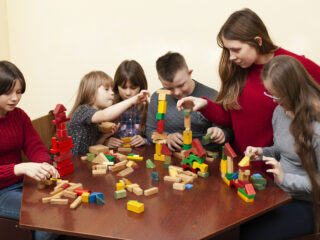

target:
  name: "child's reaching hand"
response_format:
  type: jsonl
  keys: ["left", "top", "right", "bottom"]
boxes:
{"left": 134, "top": 90, "right": 150, "bottom": 105}
{"left": 177, "top": 96, "right": 208, "bottom": 112}
{"left": 130, "top": 135, "right": 146, "bottom": 147}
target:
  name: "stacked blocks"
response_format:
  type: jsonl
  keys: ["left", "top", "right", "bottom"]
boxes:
{"left": 50, "top": 104, "right": 74, "bottom": 177}
{"left": 152, "top": 90, "right": 173, "bottom": 161}
{"left": 221, "top": 143, "right": 256, "bottom": 202}
{"left": 250, "top": 173, "right": 267, "bottom": 190}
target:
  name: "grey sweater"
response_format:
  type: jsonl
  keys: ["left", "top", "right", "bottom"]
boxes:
{"left": 263, "top": 106, "right": 320, "bottom": 202}
{"left": 146, "top": 80, "right": 232, "bottom": 151}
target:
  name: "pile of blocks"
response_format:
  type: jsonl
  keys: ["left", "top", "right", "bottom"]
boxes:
{"left": 163, "top": 165, "right": 197, "bottom": 191}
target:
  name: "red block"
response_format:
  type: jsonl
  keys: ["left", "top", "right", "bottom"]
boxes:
{"left": 56, "top": 159, "right": 72, "bottom": 168}
{"left": 191, "top": 139, "right": 206, "bottom": 158}
{"left": 156, "top": 120, "right": 164, "bottom": 133}
{"left": 57, "top": 137, "right": 73, "bottom": 149}
{"left": 56, "top": 129, "right": 68, "bottom": 138}
{"left": 245, "top": 183, "right": 256, "bottom": 196}
{"left": 54, "top": 151, "right": 72, "bottom": 162}
{"left": 161, "top": 144, "right": 172, "bottom": 156}
{"left": 56, "top": 122, "right": 66, "bottom": 130}
{"left": 182, "top": 164, "right": 197, "bottom": 173}
{"left": 184, "top": 147, "right": 198, "bottom": 159}
{"left": 60, "top": 183, "right": 70, "bottom": 189}
{"left": 74, "top": 189, "right": 91, "bottom": 196}
{"left": 225, "top": 143, "right": 237, "bottom": 158}
{"left": 56, "top": 163, "right": 74, "bottom": 177}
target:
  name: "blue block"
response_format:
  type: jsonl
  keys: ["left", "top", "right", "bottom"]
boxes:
{"left": 185, "top": 184, "right": 193, "bottom": 189}
{"left": 252, "top": 173, "right": 262, "bottom": 178}
{"left": 151, "top": 171, "right": 159, "bottom": 181}
{"left": 231, "top": 171, "right": 239, "bottom": 179}
{"left": 89, "top": 192, "right": 104, "bottom": 203}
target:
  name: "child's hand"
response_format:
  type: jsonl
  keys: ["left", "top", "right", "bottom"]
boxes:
{"left": 263, "top": 156, "right": 284, "bottom": 184}
{"left": 102, "top": 123, "right": 120, "bottom": 139}
{"left": 130, "top": 135, "right": 146, "bottom": 147}
{"left": 167, "top": 132, "right": 183, "bottom": 151}
{"left": 207, "top": 127, "right": 225, "bottom": 144}
{"left": 177, "top": 96, "right": 208, "bottom": 112}
{"left": 245, "top": 146, "right": 263, "bottom": 161}
{"left": 135, "top": 90, "right": 150, "bottom": 105}
{"left": 14, "top": 162, "right": 60, "bottom": 181}
{"left": 106, "top": 137, "right": 123, "bottom": 148}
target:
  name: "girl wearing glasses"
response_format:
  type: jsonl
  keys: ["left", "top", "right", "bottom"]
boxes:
{"left": 242, "top": 55, "right": 320, "bottom": 239}
{"left": 177, "top": 8, "right": 320, "bottom": 174}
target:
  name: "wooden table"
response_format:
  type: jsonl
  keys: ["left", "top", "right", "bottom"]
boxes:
{"left": 20, "top": 145, "right": 291, "bottom": 240}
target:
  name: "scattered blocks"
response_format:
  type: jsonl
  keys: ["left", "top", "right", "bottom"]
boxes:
{"left": 89, "top": 144, "right": 109, "bottom": 155}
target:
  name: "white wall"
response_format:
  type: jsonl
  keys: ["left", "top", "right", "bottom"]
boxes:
{"left": 5, "top": 0, "right": 320, "bottom": 119}
{"left": 0, "top": 0, "right": 9, "bottom": 60}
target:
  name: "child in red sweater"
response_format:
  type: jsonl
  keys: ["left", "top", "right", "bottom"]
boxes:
{"left": 177, "top": 8, "right": 320, "bottom": 173}
{"left": 0, "top": 61, "right": 59, "bottom": 240}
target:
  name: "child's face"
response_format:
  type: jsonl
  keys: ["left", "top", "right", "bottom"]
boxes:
{"left": 222, "top": 37, "right": 260, "bottom": 68}
{"left": 0, "top": 80, "right": 22, "bottom": 117}
{"left": 118, "top": 81, "right": 141, "bottom": 100}
{"left": 93, "top": 85, "right": 114, "bottom": 110}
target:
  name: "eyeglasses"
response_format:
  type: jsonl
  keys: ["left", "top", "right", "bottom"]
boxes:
{"left": 264, "top": 90, "right": 280, "bottom": 101}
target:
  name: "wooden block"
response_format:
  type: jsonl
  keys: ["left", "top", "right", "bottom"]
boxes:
{"left": 98, "top": 122, "right": 115, "bottom": 133}
{"left": 156, "top": 89, "right": 171, "bottom": 95}
{"left": 92, "top": 152, "right": 108, "bottom": 164}
{"left": 50, "top": 188, "right": 63, "bottom": 196}
{"left": 50, "top": 198, "right": 69, "bottom": 205}
{"left": 63, "top": 190, "right": 77, "bottom": 198}
{"left": 114, "top": 152, "right": 127, "bottom": 161}
{"left": 70, "top": 196, "right": 82, "bottom": 209}
{"left": 117, "top": 167, "right": 134, "bottom": 177}
{"left": 114, "top": 189, "right": 127, "bottom": 199}
{"left": 127, "top": 200, "right": 144, "bottom": 213}
{"left": 89, "top": 144, "right": 109, "bottom": 155}
{"left": 66, "top": 183, "right": 83, "bottom": 192}
{"left": 152, "top": 132, "right": 167, "bottom": 142}
{"left": 158, "top": 100, "right": 167, "bottom": 114}
{"left": 164, "top": 176, "right": 181, "bottom": 183}
{"left": 169, "top": 165, "right": 183, "bottom": 172}
{"left": 183, "top": 130, "right": 192, "bottom": 145}
{"left": 158, "top": 93, "right": 167, "bottom": 101}
{"left": 205, "top": 157, "right": 215, "bottom": 162}
{"left": 144, "top": 187, "right": 159, "bottom": 196}
{"left": 182, "top": 170, "right": 198, "bottom": 179}
{"left": 54, "top": 180, "right": 69, "bottom": 190}
{"left": 176, "top": 173, "right": 193, "bottom": 183}
{"left": 126, "top": 160, "right": 136, "bottom": 168}
{"left": 127, "top": 155, "right": 143, "bottom": 161}
{"left": 155, "top": 143, "right": 162, "bottom": 155}
{"left": 92, "top": 169, "right": 107, "bottom": 175}
{"left": 118, "top": 147, "right": 132, "bottom": 153}
{"left": 116, "top": 182, "right": 125, "bottom": 191}
{"left": 184, "top": 115, "right": 191, "bottom": 129}
{"left": 173, "top": 182, "right": 185, "bottom": 191}
{"left": 80, "top": 156, "right": 88, "bottom": 161}
{"left": 112, "top": 160, "right": 128, "bottom": 172}
{"left": 92, "top": 164, "right": 109, "bottom": 170}
{"left": 81, "top": 192, "right": 90, "bottom": 202}
{"left": 126, "top": 183, "right": 139, "bottom": 192}
{"left": 133, "top": 186, "right": 143, "bottom": 196}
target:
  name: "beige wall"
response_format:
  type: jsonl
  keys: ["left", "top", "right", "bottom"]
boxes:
{"left": 0, "top": 0, "right": 9, "bottom": 60}
{"left": 4, "top": 0, "right": 320, "bottom": 119}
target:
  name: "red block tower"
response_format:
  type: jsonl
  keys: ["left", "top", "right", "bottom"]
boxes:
{"left": 50, "top": 104, "right": 74, "bottom": 177}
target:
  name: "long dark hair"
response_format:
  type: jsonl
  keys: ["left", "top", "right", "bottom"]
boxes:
{"left": 113, "top": 60, "right": 148, "bottom": 136}
{"left": 216, "top": 8, "right": 278, "bottom": 110}
{"left": 262, "top": 55, "right": 320, "bottom": 233}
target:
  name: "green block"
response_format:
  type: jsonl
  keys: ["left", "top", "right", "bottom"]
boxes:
{"left": 87, "top": 153, "right": 95, "bottom": 162}
{"left": 146, "top": 159, "right": 155, "bottom": 168}
{"left": 114, "top": 190, "right": 127, "bottom": 199}
{"left": 238, "top": 188, "right": 255, "bottom": 199}
{"left": 197, "top": 171, "right": 209, "bottom": 178}
{"left": 253, "top": 183, "right": 266, "bottom": 191}
{"left": 221, "top": 146, "right": 227, "bottom": 160}
{"left": 105, "top": 154, "right": 115, "bottom": 162}
{"left": 206, "top": 150, "right": 219, "bottom": 159}
{"left": 183, "top": 109, "right": 191, "bottom": 116}
{"left": 156, "top": 113, "right": 165, "bottom": 120}
{"left": 250, "top": 176, "right": 267, "bottom": 185}
{"left": 183, "top": 144, "right": 192, "bottom": 150}
{"left": 189, "top": 154, "right": 204, "bottom": 164}
{"left": 201, "top": 133, "right": 212, "bottom": 145}
{"left": 163, "top": 163, "right": 170, "bottom": 168}
{"left": 96, "top": 195, "right": 106, "bottom": 205}
{"left": 128, "top": 153, "right": 135, "bottom": 156}
{"left": 226, "top": 172, "right": 235, "bottom": 180}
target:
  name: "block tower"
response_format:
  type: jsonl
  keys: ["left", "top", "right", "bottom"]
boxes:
{"left": 181, "top": 109, "right": 208, "bottom": 175}
{"left": 50, "top": 104, "right": 74, "bottom": 177}
{"left": 152, "top": 89, "right": 172, "bottom": 161}
{"left": 221, "top": 143, "right": 256, "bottom": 202}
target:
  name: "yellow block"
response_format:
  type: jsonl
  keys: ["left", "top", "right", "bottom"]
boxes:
{"left": 192, "top": 161, "right": 208, "bottom": 173}
{"left": 121, "top": 137, "right": 131, "bottom": 143}
{"left": 155, "top": 143, "right": 162, "bottom": 155}
{"left": 154, "top": 154, "right": 165, "bottom": 161}
{"left": 237, "top": 191, "right": 254, "bottom": 203}
{"left": 220, "top": 159, "right": 227, "bottom": 175}
{"left": 122, "top": 144, "right": 131, "bottom": 148}
{"left": 239, "top": 156, "right": 250, "bottom": 167}
{"left": 127, "top": 155, "right": 143, "bottom": 161}
{"left": 81, "top": 192, "right": 90, "bottom": 203}
{"left": 183, "top": 130, "right": 192, "bottom": 145}
{"left": 223, "top": 177, "right": 230, "bottom": 186}
{"left": 169, "top": 168, "right": 178, "bottom": 177}
{"left": 116, "top": 182, "right": 125, "bottom": 191}
{"left": 127, "top": 200, "right": 144, "bottom": 213}
{"left": 158, "top": 100, "right": 167, "bottom": 114}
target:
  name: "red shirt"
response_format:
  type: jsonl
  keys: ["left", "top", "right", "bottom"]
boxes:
{"left": 0, "top": 108, "right": 52, "bottom": 189}
{"left": 200, "top": 48, "right": 320, "bottom": 156}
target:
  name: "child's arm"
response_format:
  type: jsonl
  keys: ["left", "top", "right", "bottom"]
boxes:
{"left": 91, "top": 90, "right": 150, "bottom": 123}
{"left": 96, "top": 123, "right": 120, "bottom": 145}
{"left": 14, "top": 162, "right": 60, "bottom": 181}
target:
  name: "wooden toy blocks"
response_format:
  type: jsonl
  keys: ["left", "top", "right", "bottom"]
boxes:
{"left": 127, "top": 200, "right": 144, "bottom": 213}
{"left": 144, "top": 187, "right": 158, "bottom": 196}
{"left": 89, "top": 144, "right": 109, "bottom": 155}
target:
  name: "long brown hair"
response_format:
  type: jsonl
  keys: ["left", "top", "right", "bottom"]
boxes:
{"left": 216, "top": 8, "right": 278, "bottom": 110}
{"left": 262, "top": 55, "right": 320, "bottom": 233}
{"left": 113, "top": 60, "right": 148, "bottom": 136}
{"left": 69, "top": 71, "right": 113, "bottom": 117}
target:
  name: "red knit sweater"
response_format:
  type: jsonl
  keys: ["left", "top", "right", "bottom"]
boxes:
{"left": 200, "top": 48, "right": 320, "bottom": 156}
{"left": 0, "top": 108, "right": 52, "bottom": 189}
